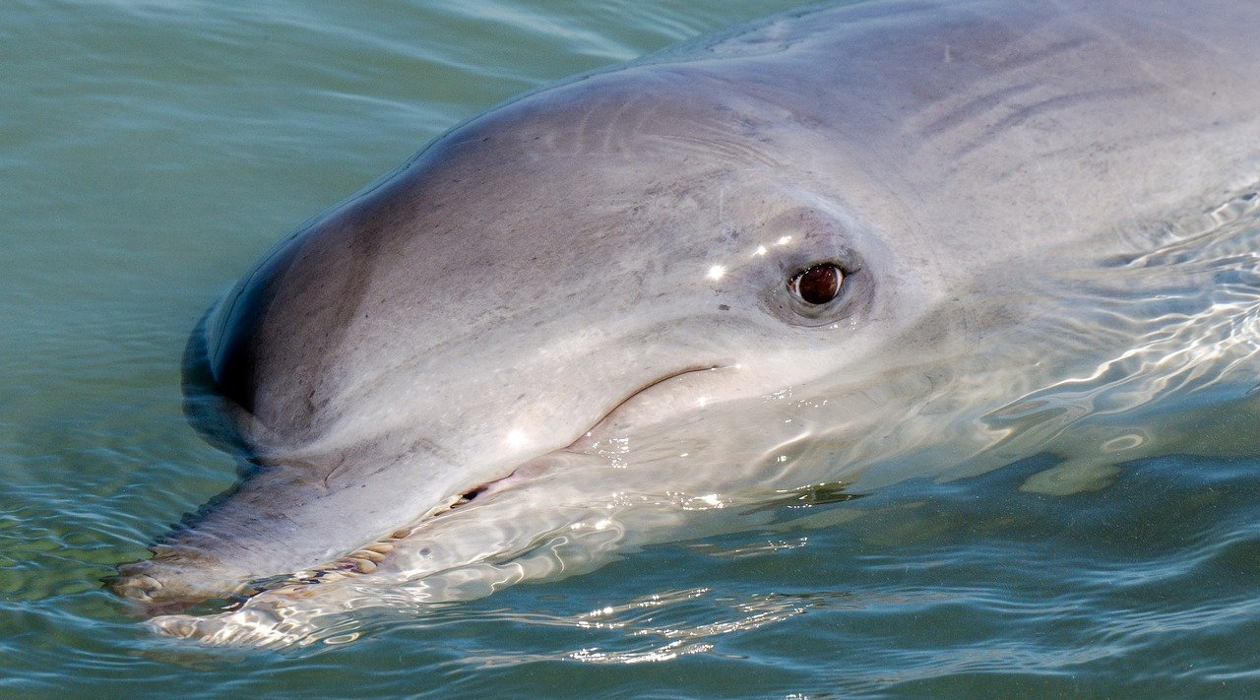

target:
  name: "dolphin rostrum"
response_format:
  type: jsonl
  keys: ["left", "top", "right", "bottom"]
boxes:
{"left": 110, "top": 0, "right": 1260, "bottom": 644}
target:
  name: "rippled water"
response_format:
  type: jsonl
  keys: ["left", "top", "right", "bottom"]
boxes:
{"left": 3, "top": 0, "right": 1260, "bottom": 697}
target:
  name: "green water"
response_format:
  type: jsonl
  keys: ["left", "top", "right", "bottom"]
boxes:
{"left": 3, "top": 0, "right": 1260, "bottom": 697}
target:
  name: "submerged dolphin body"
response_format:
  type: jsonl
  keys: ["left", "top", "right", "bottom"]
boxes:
{"left": 111, "top": 0, "right": 1260, "bottom": 643}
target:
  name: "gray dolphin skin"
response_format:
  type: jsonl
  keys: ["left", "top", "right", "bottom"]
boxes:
{"left": 111, "top": 0, "right": 1260, "bottom": 643}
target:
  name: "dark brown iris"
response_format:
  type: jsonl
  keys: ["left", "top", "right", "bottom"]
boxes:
{"left": 791, "top": 264, "right": 843, "bottom": 305}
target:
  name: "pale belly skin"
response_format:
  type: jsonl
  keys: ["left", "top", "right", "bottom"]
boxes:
{"left": 107, "top": 0, "right": 1260, "bottom": 645}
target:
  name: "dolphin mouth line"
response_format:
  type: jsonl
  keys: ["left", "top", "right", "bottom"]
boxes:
{"left": 193, "top": 364, "right": 733, "bottom": 611}
{"left": 561, "top": 363, "right": 727, "bottom": 451}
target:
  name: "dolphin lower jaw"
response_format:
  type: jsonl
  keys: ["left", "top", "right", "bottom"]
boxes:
{"left": 110, "top": 364, "right": 739, "bottom": 611}
{"left": 108, "top": 484, "right": 478, "bottom": 612}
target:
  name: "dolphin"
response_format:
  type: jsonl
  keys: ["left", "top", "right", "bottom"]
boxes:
{"left": 110, "top": 0, "right": 1260, "bottom": 643}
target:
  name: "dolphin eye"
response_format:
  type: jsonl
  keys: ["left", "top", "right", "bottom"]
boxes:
{"left": 789, "top": 264, "right": 843, "bottom": 305}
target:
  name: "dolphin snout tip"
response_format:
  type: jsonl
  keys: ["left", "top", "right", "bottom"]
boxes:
{"left": 104, "top": 561, "right": 165, "bottom": 601}
{"left": 105, "top": 557, "right": 219, "bottom": 615}
{"left": 103, "top": 568, "right": 178, "bottom": 620}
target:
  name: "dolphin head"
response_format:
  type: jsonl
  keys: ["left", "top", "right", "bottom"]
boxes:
{"left": 101, "top": 0, "right": 1260, "bottom": 647}
{"left": 110, "top": 63, "right": 948, "bottom": 609}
